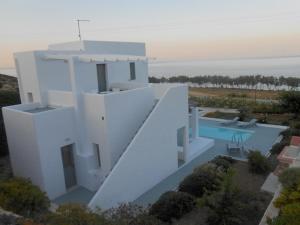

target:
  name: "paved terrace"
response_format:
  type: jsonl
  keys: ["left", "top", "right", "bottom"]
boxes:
{"left": 134, "top": 118, "right": 286, "bottom": 206}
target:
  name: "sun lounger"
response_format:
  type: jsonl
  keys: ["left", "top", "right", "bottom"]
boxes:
{"left": 227, "top": 143, "right": 241, "bottom": 154}
{"left": 221, "top": 117, "right": 239, "bottom": 126}
{"left": 238, "top": 119, "right": 257, "bottom": 128}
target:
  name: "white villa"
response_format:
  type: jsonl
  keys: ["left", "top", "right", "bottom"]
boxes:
{"left": 2, "top": 41, "right": 214, "bottom": 209}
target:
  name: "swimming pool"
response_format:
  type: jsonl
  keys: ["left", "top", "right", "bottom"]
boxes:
{"left": 198, "top": 125, "right": 253, "bottom": 141}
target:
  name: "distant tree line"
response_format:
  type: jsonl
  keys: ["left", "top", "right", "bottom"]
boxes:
{"left": 149, "top": 75, "right": 300, "bottom": 90}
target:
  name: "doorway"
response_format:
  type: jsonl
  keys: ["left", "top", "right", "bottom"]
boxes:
{"left": 96, "top": 64, "right": 107, "bottom": 92}
{"left": 61, "top": 144, "right": 77, "bottom": 189}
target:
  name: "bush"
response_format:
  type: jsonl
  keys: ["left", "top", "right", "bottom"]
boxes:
{"left": 279, "top": 91, "right": 300, "bottom": 118}
{"left": 247, "top": 151, "right": 270, "bottom": 174}
{"left": 270, "top": 141, "right": 288, "bottom": 155}
{"left": 271, "top": 183, "right": 300, "bottom": 225}
{"left": 294, "top": 122, "right": 300, "bottom": 129}
{"left": 268, "top": 203, "right": 300, "bottom": 225}
{"left": 105, "top": 203, "right": 164, "bottom": 225}
{"left": 0, "top": 177, "right": 50, "bottom": 218}
{"left": 178, "top": 163, "right": 224, "bottom": 198}
{"left": 279, "top": 168, "right": 300, "bottom": 189}
{"left": 48, "top": 203, "right": 108, "bottom": 225}
{"left": 210, "top": 156, "right": 234, "bottom": 172}
{"left": 238, "top": 107, "right": 249, "bottom": 121}
{"left": 280, "top": 128, "right": 300, "bottom": 138}
{"left": 149, "top": 191, "right": 196, "bottom": 223}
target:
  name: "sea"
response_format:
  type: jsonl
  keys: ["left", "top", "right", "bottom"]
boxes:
{"left": 1, "top": 56, "right": 300, "bottom": 79}
{"left": 148, "top": 56, "right": 300, "bottom": 78}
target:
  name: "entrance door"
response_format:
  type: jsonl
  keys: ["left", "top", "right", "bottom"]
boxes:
{"left": 96, "top": 64, "right": 107, "bottom": 92}
{"left": 61, "top": 144, "right": 77, "bottom": 189}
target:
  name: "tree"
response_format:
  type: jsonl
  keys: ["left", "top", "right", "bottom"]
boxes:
{"left": 178, "top": 163, "right": 224, "bottom": 197}
{"left": 205, "top": 170, "right": 245, "bottom": 225}
{"left": 247, "top": 150, "right": 270, "bottom": 174}
{"left": 47, "top": 203, "right": 109, "bottom": 225}
{"left": 0, "top": 177, "right": 50, "bottom": 218}
{"left": 279, "top": 91, "right": 300, "bottom": 118}
{"left": 149, "top": 191, "right": 196, "bottom": 223}
{"left": 204, "top": 168, "right": 269, "bottom": 225}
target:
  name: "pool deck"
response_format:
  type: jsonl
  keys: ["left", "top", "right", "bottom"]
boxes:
{"left": 134, "top": 117, "right": 286, "bottom": 207}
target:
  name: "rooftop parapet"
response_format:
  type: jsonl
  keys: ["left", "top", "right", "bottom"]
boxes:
{"left": 48, "top": 40, "right": 146, "bottom": 56}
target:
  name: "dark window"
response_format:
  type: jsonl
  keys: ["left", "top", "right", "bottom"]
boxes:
{"left": 130, "top": 62, "right": 136, "bottom": 80}
{"left": 93, "top": 144, "right": 101, "bottom": 168}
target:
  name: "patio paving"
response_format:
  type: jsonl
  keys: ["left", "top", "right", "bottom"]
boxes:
{"left": 134, "top": 118, "right": 286, "bottom": 206}
{"left": 261, "top": 173, "right": 279, "bottom": 194}
{"left": 53, "top": 186, "right": 95, "bottom": 205}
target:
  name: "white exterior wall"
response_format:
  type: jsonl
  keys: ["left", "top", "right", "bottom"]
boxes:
{"left": 83, "top": 93, "right": 110, "bottom": 180}
{"left": 107, "top": 61, "right": 148, "bottom": 85}
{"left": 89, "top": 85, "right": 189, "bottom": 209}
{"left": 103, "top": 87, "right": 156, "bottom": 166}
{"left": 47, "top": 90, "right": 74, "bottom": 107}
{"left": 33, "top": 107, "right": 77, "bottom": 199}
{"left": 35, "top": 55, "right": 72, "bottom": 104}
{"left": 3, "top": 106, "right": 78, "bottom": 199}
{"left": 14, "top": 52, "right": 41, "bottom": 103}
{"left": 2, "top": 105, "right": 45, "bottom": 189}
{"left": 83, "top": 87, "right": 156, "bottom": 173}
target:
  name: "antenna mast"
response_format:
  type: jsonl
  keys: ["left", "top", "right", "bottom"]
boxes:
{"left": 76, "top": 19, "right": 90, "bottom": 40}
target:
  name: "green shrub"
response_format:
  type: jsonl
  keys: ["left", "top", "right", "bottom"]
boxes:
{"left": 280, "top": 128, "right": 300, "bottom": 138}
{"left": 104, "top": 203, "right": 164, "bottom": 225}
{"left": 149, "top": 191, "right": 196, "bottom": 223}
{"left": 279, "top": 168, "right": 300, "bottom": 189}
{"left": 247, "top": 151, "right": 270, "bottom": 174}
{"left": 270, "top": 203, "right": 300, "bottom": 225}
{"left": 279, "top": 91, "right": 300, "bottom": 118}
{"left": 178, "top": 163, "right": 224, "bottom": 197}
{"left": 294, "top": 122, "right": 300, "bottom": 129}
{"left": 48, "top": 203, "right": 108, "bottom": 225}
{"left": 270, "top": 142, "right": 288, "bottom": 155}
{"left": 0, "top": 177, "right": 50, "bottom": 218}
{"left": 238, "top": 107, "right": 249, "bottom": 121}
{"left": 210, "top": 156, "right": 234, "bottom": 172}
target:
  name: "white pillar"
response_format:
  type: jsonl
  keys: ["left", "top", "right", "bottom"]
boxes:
{"left": 191, "top": 107, "right": 199, "bottom": 140}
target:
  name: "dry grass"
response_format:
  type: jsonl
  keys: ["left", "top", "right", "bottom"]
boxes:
{"left": 189, "top": 87, "right": 280, "bottom": 100}
{"left": 0, "top": 74, "right": 18, "bottom": 92}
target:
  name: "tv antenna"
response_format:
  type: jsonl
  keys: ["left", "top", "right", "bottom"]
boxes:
{"left": 76, "top": 19, "right": 90, "bottom": 40}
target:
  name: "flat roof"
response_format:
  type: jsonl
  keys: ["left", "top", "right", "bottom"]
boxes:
{"left": 25, "top": 107, "right": 55, "bottom": 114}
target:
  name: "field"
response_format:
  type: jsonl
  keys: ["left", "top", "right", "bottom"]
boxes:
{"left": 189, "top": 87, "right": 280, "bottom": 100}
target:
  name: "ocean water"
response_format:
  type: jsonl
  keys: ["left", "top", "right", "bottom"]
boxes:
{"left": 1, "top": 56, "right": 300, "bottom": 79}
{"left": 149, "top": 56, "right": 300, "bottom": 78}
{"left": 0, "top": 68, "right": 16, "bottom": 77}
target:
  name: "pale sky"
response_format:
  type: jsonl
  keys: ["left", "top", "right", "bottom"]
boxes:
{"left": 1, "top": 0, "right": 300, "bottom": 67}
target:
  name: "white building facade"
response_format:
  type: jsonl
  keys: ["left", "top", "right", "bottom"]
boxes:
{"left": 3, "top": 41, "right": 212, "bottom": 209}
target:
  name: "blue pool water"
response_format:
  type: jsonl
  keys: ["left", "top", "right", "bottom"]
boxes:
{"left": 198, "top": 125, "right": 253, "bottom": 141}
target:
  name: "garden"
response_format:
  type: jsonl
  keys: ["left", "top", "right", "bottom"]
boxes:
{"left": 0, "top": 153, "right": 276, "bottom": 225}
